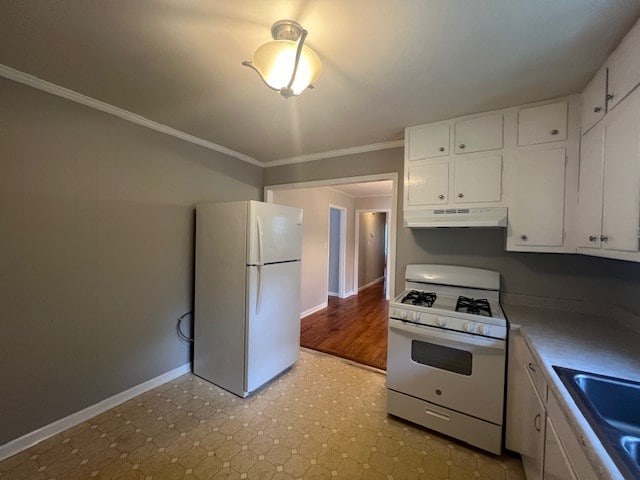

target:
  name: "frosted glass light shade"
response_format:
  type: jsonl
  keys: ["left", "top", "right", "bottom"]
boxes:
{"left": 251, "top": 40, "right": 322, "bottom": 96}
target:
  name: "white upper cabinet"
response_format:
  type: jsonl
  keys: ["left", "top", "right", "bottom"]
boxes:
{"left": 512, "top": 148, "right": 566, "bottom": 247}
{"left": 454, "top": 113, "right": 503, "bottom": 154}
{"left": 407, "top": 163, "right": 449, "bottom": 206}
{"left": 407, "top": 123, "right": 450, "bottom": 160}
{"left": 581, "top": 67, "right": 607, "bottom": 134}
{"left": 601, "top": 86, "right": 640, "bottom": 253}
{"left": 606, "top": 20, "right": 640, "bottom": 111}
{"left": 518, "top": 102, "right": 568, "bottom": 146}
{"left": 453, "top": 156, "right": 502, "bottom": 203}
{"left": 577, "top": 122, "right": 605, "bottom": 249}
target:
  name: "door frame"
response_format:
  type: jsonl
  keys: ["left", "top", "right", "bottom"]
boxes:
{"left": 327, "top": 205, "right": 347, "bottom": 298}
{"left": 355, "top": 209, "right": 392, "bottom": 300}
{"left": 264, "top": 172, "right": 397, "bottom": 302}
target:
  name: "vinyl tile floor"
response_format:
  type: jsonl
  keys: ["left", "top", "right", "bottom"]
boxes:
{"left": 0, "top": 350, "right": 525, "bottom": 480}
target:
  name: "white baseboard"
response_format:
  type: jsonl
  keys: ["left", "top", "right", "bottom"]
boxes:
{"left": 341, "top": 290, "right": 355, "bottom": 298}
{"left": 358, "top": 276, "right": 384, "bottom": 291}
{"left": 328, "top": 291, "right": 339, "bottom": 297}
{"left": 0, "top": 362, "right": 191, "bottom": 462}
{"left": 300, "top": 302, "right": 328, "bottom": 319}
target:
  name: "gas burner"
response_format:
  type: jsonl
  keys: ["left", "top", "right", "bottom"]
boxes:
{"left": 401, "top": 290, "right": 437, "bottom": 307}
{"left": 455, "top": 296, "right": 492, "bottom": 317}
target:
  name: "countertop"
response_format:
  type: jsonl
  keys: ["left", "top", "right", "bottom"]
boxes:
{"left": 502, "top": 304, "right": 640, "bottom": 480}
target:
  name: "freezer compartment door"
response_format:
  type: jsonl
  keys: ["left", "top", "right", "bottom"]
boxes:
{"left": 246, "top": 261, "right": 301, "bottom": 394}
{"left": 248, "top": 201, "right": 303, "bottom": 265}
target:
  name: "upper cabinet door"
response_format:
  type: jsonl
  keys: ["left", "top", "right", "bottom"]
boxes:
{"left": 577, "top": 122, "right": 605, "bottom": 249}
{"left": 407, "top": 124, "right": 450, "bottom": 160}
{"left": 407, "top": 163, "right": 449, "bottom": 206}
{"left": 454, "top": 113, "right": 503, "bottom": 154}
{"left": 602, "top": 86, "right": 640, "bottom": 253}
{"left": 514, "top": 148, "right": 566, "bottom": 247}
{"left": 453, "top": 155, "right": 502, "bottom": 203}
{"left": 518, "top": 102, "right": 568, "bottom": 146}
{"left": 581, "top": 68, "right": 607, "bottom": 134}
{"left": 607, "top": 22, "right": 640, "bottom": 111}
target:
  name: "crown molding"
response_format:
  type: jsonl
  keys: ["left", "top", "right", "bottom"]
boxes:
{"left": 0, "top": 64, "right": 264, "bottom": 168}
{"left": 266, "top": 140, "right": 404, "bottom": 167}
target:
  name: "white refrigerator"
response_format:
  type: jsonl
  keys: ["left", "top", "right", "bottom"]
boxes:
{"left": 193, "top": 200, "right": 303, "bottom": 397}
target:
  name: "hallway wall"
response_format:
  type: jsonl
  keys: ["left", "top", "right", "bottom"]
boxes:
{"left": 328, "top": 208, "right": 341, "bottom": 295}
{"left": 358, "top": 212, "right": 387, "bottom": 288}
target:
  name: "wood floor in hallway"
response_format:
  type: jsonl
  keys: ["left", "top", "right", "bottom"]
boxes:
{"left": 300, "top": 280, "right": 388, "bottom": 370}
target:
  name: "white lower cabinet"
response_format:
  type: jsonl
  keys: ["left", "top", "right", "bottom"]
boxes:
{"left": 507, "top": 330, "right": 600, "bottom": 480}
{"left": 543, "top": 417, "right": 577, "bottom": 480}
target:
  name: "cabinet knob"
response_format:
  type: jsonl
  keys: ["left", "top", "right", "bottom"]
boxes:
{"left": 438, "top": 194, "right": 445, "bottom": 200}
{"left": 439, "top": 147, "right": 445, "bottom": 152}
{"left": 593, "top": 106, "right": 602, "bottom": 113}
{"left": 459, "top": 144, "right": 466, "bottom": 149}
{"left": 600, "top": 235, "right": 608, "bottom": 242}
{"left": 589, "top": 235, "right": 597, "bottom": 242}
{"left": 520, "top": 234, "right": 528, "bottom": 241}
{"left": 457, "top": 193, "right": 464, "bottom": 198}
{"left": 606, "top": 93, "right": 614, "bottom": 101}
{"left": 550, "top": 129, "right": 559, "bottom": 135}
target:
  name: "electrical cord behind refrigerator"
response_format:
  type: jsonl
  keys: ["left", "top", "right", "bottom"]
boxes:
{"left": 176, "top": 312, "right": 193, "bottom": 342}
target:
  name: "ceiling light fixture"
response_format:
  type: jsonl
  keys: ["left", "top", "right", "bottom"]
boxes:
{"left": 242, "top": 19, "right": 322, "bottom": 98}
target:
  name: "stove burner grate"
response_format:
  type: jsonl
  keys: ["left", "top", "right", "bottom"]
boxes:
{"left": 455, "top": 296, "right": 492, "bottom": 317}
{"left": 401, "top": 290, "right": 437, "bottom": 307}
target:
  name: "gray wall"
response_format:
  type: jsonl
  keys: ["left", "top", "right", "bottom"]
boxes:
{"left": 358, "top": 212, "right": 387, "bottom": 287}
{"left": 0, "top": 78, "right": 262, "bottom": 445}
{"left": 328, "top": 208, "right": 341, "bottom": 295}
{"left": 264, "top": 148, "right": 640, "bottom": 315}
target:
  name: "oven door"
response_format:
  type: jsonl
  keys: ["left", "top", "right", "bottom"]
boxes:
{"left": 387, "top": 319, "right": 506, "bottom": 424}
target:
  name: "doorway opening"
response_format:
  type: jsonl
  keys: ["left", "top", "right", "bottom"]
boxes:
{"left": 264, "top": 173, "right": 396, "bottom": 370}
{"left": 327, "top": 205, "right": 347, "bottom": 299}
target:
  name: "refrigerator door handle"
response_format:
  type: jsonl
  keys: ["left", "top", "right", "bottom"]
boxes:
{"left": 256, "top": 216, "right": 264, "bottom": 266}
{"left": 256, "top": 265, "right": 263, "bottom": 314}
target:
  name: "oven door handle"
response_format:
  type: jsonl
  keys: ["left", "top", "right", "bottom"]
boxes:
{"left": 389, "top": 319, "right": 505, "bottom": 351}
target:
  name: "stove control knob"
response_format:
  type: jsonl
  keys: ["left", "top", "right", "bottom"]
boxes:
{"left": 479, "top": 324, "right": 491, "bottom": 336}
{"left": 436, "top": 317, "right": 447, "bottom": 327}
{"left": 399, "top": 310, "right": 408, "bottom": 320}
{"left": 463, "top": 321, "right": 475, "bottom": 332}
{"left": 411, "top": 312, "right": 421, "bottom": 322}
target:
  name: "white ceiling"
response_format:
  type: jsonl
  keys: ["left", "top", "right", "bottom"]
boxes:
{"left": 1, "top": 1, "right": 639, "bottom": 164}
{"left": 330, "top": 181, "right": 393, "bottom": 198}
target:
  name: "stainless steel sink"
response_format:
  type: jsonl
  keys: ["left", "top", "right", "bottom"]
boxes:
{"left": 554, "top": 366, "right": 640, "bottom": 479}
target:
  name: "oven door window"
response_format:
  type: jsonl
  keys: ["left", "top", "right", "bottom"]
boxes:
{"left": 411, "top": 340, "right": 472, "bottom": 376}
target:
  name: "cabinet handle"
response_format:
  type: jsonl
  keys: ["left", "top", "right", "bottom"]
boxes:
{"left": 534, "top": 413, "right": 541, "bottom": 433}
{"left": 457, "top": 193, "right": 464, "bottom": 198}
{"left": 550, "top": 129, "right": 559, "bottom": 135}
{"left": 527, "top": 362, "right": 536, "bottom": 373}
{"left": 459, "top": 144, "right": 466, "bottom": 149}
{"left": 593, "top": 106, "right": 602, "bottom": 113}
{"left": 438, "top": 194, "right": 445, "bottom": 200}
{"left": 600, "top": 235, "right": 608, "bottom": 242}
{"left": 606, "top": 93, "right": 614, "bottom": 101}
{"left": 439, "top": 147, "right": 445, "bottom": 152}
{"left": 589, "top": 235, "right": 597, "bottom": 242}
{"left": 521, "top": 234, "right": 528, "bottom": 241}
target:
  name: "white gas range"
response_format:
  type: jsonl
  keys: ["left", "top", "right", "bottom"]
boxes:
{"left": 386, "top": 264, "right": 508, "bottom": 454}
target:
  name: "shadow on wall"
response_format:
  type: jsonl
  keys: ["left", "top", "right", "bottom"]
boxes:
{"left": 404, "top": 228, "right": 640, "bottom": 313}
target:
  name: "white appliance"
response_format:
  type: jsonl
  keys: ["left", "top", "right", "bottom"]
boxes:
{"left": 386, "top": 264, "right": 507, "bottom": 454}
{"left": 404, "top": 207, "right": 508, "bottom": 228}
{"left": 194, "top": 200, "right": 303, "bottom": 398}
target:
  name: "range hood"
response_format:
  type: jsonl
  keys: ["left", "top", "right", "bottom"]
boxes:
{"left": 404, "top": 207, "right": 508, "bottom": 228}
